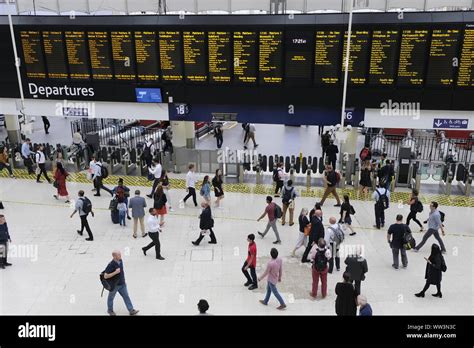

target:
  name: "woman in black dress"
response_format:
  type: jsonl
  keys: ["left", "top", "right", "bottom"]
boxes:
{"left": 212, "top": 169, "right": 224, "bottom": 208}
{"left": 359, "top": 160, "right": 372, "bottom": 198}
{"left": 335, "top": 272, "right": 357, "bottom": 316}
{"left": 415, "top": 244, "right": 446, "bottom": 298}
{"left": 340, "top": 194, "right": 356, "bottom": 236}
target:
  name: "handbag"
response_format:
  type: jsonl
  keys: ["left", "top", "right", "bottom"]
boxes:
{"left": 53, "top": 180, "right": 59, "bottom": 189}
{"left": 304, "top": 223, "right": 311, "bottom": 236}
{"left": 35, "top": 166, "right": 41, "bottom": 175}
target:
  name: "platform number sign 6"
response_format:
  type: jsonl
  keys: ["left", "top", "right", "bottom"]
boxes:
{"left": 345, "top": 111, "right": 353, "bottom": 120}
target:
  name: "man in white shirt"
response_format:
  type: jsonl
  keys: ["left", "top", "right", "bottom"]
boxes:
{"left": 35, "top": 145, "right": 51, "bottom": 183}
{"left": 372, "top": 184, "right": 390, "bottom": 229}
{"left": 146, "top": 158, "right": 162, "bottom": 199}
{"left": 91, "top": 156, "right": 113, "bottom": 197}
{"left": 324, "top": 217, "right": 344, "bottom": 274}
{"left": 21, "top": 138, "right": 34, "bottom": 175}
{"left": 244, "top": 123, "right": 258, "bottom": 149}
{"left": 141, "top": 208, "right": 165, "bottom": 260}
{"left": 180, "top": 163, "right": 198, "bottom": 207}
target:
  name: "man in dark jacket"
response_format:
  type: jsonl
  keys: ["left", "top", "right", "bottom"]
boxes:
{"left": 302, "top": 210, "right": 324, "bottom": 263}
{"left": 344, "top": 246, "right": 368, "bottom": 296}
{"left": 0, "top": 214, "right": 12, "bottom": 269}
{"left": 321, "top": 131, "right": 331, "bottom": 159}
{"left": 325, "top": 140, "right": 339, "bottom": 170}
{"left": 319, "top": 165, "right": 341, "bottom": 207}
{"left": 192, "top": 202, "right": 216, "bottom": 245}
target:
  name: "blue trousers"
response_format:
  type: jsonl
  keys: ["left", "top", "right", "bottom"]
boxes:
{"left": 107, "top": 284, "right": 134, "bottom": 313}
{"left": 263, "top": 281, "right": 285, "bottom": 306}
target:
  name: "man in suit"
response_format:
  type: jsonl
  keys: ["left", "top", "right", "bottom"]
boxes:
{"left": 302, "top": 210, "right": 324, "bottom": 263}
{"left": 192, "top": 202, "right": 217, "bottom": 245}
{"left": 128, "top": 190, "right": 147, "bottom": 238}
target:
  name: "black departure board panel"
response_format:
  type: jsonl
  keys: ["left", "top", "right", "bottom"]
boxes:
{"left": 183, "top": 31, "right": 207, "bottom": 83}
{"left": 111, "top": 31, "right": 136, "bottom": 80}
{"left": 341, "top": 30, "right": 370, "bottom": 85}
{"left": 134, "top": 31, "right": 159, "bottom": 81}
{"left": 42, "top": 31, "right": 68, "bottom": 79}
{"left": 208, "top": 31, "right": 231, "bottom": 83}
{"left": 65, "top": 31, "right": 90, "bottom": 80}
{"left": 314, "top": 30, "right": 342, "bottom": 85}
{"left": 285, "top": 31, "right": 314, "bottom": 85}
{"left": 233, "top": 31, "right": 257, "bottom": 84}
{"left": 457, "top": 28, "right": 474, "bottom": 87}
{"left": 159, "top": 31, "right": 183, "bottom": 81}
{"left": 20, "top": 31, "right": 46, "bottom": 79}
{"left": 259, "top": 31, "right": 283, "bottom": 84}
{"left": 369, "top": 30, "right": 399, "bottom": 85}
{"left": 397, "top": 29, "right": 429, "bottom": 86}
{"left": 426, "top": 29, "right": 460, "bottom": 86}
{"left": 87, "top": 31, "right": 113, "bottom": 80}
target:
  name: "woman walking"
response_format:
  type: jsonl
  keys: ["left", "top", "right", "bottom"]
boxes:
{"left": 359, "top": 161, "right": 372, "bottom": 199}
{"left": 153, "top": 185, "right": 167, "bottom": 226}
{"left": 407, "top": 189, "right": 423, "bottom": 232}
{"left": 161, "top": 170, "right": 174, "bottom": 212}
{"left": 53, "top": 162, "right": 70, "bottom": 203}
{"left": 340, "top": 194, "right": 356, "bottom": 236}
{"left": 415, "top": 244, "right": 446, "bottom": 298}
{"left": 200, "top": 175, "right": 211, "bottom": 204}
{"left": 212, "top": 169, "right": 224, "bottom": 208}
{"left": 292, "top": 208, "right": 310, "bottom": 257}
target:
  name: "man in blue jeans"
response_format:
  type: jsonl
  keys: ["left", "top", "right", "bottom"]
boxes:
{"left": 104, "top": 250, "right": 139, "bottom": 316}
{"left": 258, "top": 248, "right": 286, "bottom": 310}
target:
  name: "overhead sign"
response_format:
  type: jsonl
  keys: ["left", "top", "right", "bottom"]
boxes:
{"left": 135, "top": 88, "right": 162, "bottom": 103}
{"left": 433, "top": 118, "right": 469, "bottom": 129}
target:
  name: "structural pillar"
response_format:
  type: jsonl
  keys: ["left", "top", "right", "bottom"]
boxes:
{"left": 4, "top": 114, "right": 21, "bottom": 143}
{"left": 341, "top": 128, "right": 358, "bottom": 156}
{"left": 171, "top": 121, "right": 195, "bottom": 149}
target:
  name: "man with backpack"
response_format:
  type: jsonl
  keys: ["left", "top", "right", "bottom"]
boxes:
{"left": 321, "top": 131, "right": 331, "bottom": 160}
{"left": 372, "top": 183, "right": 390, "bottom": 229}
{"left": 387, "top": 214, "right": 409, "bottom": 269}
{"left": 91, "top": 156, "right": 113, "bottom": 197}
{"left": 324, "top": 217, "right": 345, "bottom": 273}
{"left": 309, "top": 238, "right": 332, "bottom": 299}
{"left": 273, "top": 163, "right": 284, "bottom": 197}
{"left": 319, "top": 164, "right": 341, "bottom": 207}
{"left": 162, "top": 127, "right": 173, "bottom": 154}
{"left": 70, "top": 190, "right": 94, "bottom": 241}
{"left": 257, "top": 196, "right": 281, "bottom": 244}
{"left": 112, "top": 178, "right": 131, "bottom": 220}
{"left": 413, "top": 202, "right": 446, "bottom": 253}
{"left": 146, "top": 158, "right": 162, "bottom": 199}
{"left": 281, "top": 180, "right": 297, "bottom": 226}
{"left": 142, "top": 138, "right": 155, "bottom": 168}
{"left": 103, "top": 250, "right": 139, "bottom": 316}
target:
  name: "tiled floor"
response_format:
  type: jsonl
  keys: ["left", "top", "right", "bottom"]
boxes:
{"left": 0, "top": 176, "right": 472, "bottom": 315}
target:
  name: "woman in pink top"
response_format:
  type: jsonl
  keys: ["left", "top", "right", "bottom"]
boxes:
{"left": 258, "top": 248, "right": 286, "bottom": 310}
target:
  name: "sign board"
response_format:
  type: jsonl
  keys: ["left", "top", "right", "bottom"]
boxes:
{"left": 211, "top": 112, "right": 238, "bottom": 122}
{"left": 433, "top": 118, "right": 468, "bottom": 129}
{"left": 135, "top": 88, "right": 162, "bottom": 103}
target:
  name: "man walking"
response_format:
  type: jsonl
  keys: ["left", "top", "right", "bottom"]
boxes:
{"left": 325, "top": 140, "right": 339, "bottom": 170}
{"left": 387, "top": 214, "right": 409, "bottom": 269}
{"left": 70, "top": 190, "right": 94, "bottom": 241}
{"left": 273, "top": 163, "right": 284, "bottom": 197}
{"left": 373, "top": 183, "right": 390, "bottom": 229}
{"left": 244, "top": 123, "right": 258, "bottom": 149}
{"left": 91, "top": 157, "right": 113, "bottom": 197}
{"left": 281, "top": 179, "right": 297, "bottom": 226}
{"left": 192, "top": 202, "right": 217, "bottom": 245}
{"left": 128, "top": 190, "right": 147, "bottom": 238}
{"left": 258, "top": 248, "right": 286, "bottom": 310}
{"left": 318, "top": 165, "right": 341, "bottom": 207}
{"left": 0, "top": 214, "right": 12, "bottom": 269}
{"left": 413, "top": 202, "right": 446, "bottom": 253}
{"left": 324, "top": 216, "right": 344, "bottom": 273}
{"left": 181, "top": 164, "right": 198, "bottom": 207}
{"left": 41, "top": 116, "right": 50, "bottom": 134}
{"left": 21, "top": 138, "right": 34, "bottom": 175}
{"left": 302, "top": 210, "right": 324, "bottom": 263}
{"left": 147, "top": 158, "right": 162, "bottom": 198}
{"left": 103, "top": 250, "right": 139, "bottom": 316}
{"left": 142, "top": 208, "right": 165, "bottom": 260}
{"left": 257, "top": 196, "right": 281, "bottom": 244}
{"left": 242, "top": 234, "right": 258, "bottom": 290}
{"left": 214, "top": 123, "right": 223, "bottom": 149}
{"left": 35, "top": 145, "right": 51, "bottom": 183}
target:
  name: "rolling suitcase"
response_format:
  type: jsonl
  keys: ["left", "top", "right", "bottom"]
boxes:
{"left": 111, "top": 209, "right": 120, "bottom": 224}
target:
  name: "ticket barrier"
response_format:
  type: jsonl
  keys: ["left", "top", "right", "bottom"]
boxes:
{"left": 439, "top": 163, "right": 455, "bottom": 196}
{"left": 410, "top": 161, "right": 421, "bottom": 193}
{"left": 457, "top": 163, "right": 473, "bottom": 196}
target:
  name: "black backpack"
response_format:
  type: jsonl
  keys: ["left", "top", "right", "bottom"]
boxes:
{"left": 403, "top": 227, "right": 416, "bottom": 250}
{"left": 375, "top": 189, "right": 389, "bottom": 210}
{"left": 415, "top": 199, "right": 423, "bottom": 213}
{"left": 99, "top": 271, "right": 119, "bottom": 297}
{"left": 272, "top": 169, "right": 279, "bottom": 182}
{"left": 313, "top": 248, "right": 328, "bottom": 272}
{"left": 142, "top": 143, "right": 151, "bottom": 158}
{"left": 439, "top": 211, "right": 445, "bottom": 223}
{"left": 274, "top": 203, "right": 282, "bottom": 219}
{"left": 282, "top": 187, "right": 294, "bottom": 204}
{"left": 80, "top": 197, "right": 92, "bottom": 214}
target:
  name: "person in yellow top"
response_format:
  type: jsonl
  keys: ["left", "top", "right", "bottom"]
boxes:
{"left": 0, "top": 146, "right": 15, "bottom": 178}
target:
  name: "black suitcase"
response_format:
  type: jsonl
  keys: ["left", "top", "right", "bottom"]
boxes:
{"left": 111, "top": 209, "right": 120, "bottom": 224}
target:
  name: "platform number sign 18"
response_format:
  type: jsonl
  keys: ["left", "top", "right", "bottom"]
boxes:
{"left": 175, "top": 104, "right": 190, "bottom": 116}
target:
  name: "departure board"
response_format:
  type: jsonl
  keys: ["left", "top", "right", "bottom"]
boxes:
{"left": 341, "top": 30, "right": 370, "bottom": 85}
{"left": 426, "top": 29, "right": 460, "bottom": 86}
{"left": 259, "top": 31, "right": 283, "bottom": 84}
{"left": 397, "top": 29, "right": 429, "bottom": 86}
{"left": 458, "top": 28, "right": 474, "bottom": 87}
{"left": 314, "top": 30, "right": 342, "bottom": 85}
{"left": 111, "top": 31, "right": 136, "bottom": 80}
{"left": 159, "top": 31, "right": 183, "bottom": 81}
{"left": 134, "top": 31, "right": 159, "bottom": 81}
{"left": 208, "top": 31, "right": 231, "bottom": 83}
{"left": 42, "top": 31, "right": 68, "bottom": 79}
{"left": 369, "top": 30, "right": 399, "bottom": 85}
{"left": 285, "top": 31, "right": 314, "bottom": 85}
{"left": 65, "top": 31, "right": 90, "bottom": 80}
{"left": 87, "top": 31, "right": 113, "bottom": 80}
{"left": 20, "top": 31, "right": 46, "bottom": 79}
{"left": 233, "top": 31, "right": 257, "bottom": 84}
{"left": 183, "top": 31, "right": 207, "bottom": 83}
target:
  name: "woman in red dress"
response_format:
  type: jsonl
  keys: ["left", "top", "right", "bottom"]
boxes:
{"left": 53, "top": 162, "right": 70, "bottom": 203}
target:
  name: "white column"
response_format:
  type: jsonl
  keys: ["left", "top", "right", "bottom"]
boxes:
{"left": 4, "top": 114, "right": 21, "bottom": 143}
{"left": 171, "top": 121, "right": 195, "bottom": 148}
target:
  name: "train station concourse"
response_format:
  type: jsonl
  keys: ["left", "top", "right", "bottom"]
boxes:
{"left": 0, "top": 0, "right": 473, "bottom": 346}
